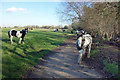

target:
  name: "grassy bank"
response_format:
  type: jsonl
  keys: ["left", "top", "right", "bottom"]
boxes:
{"left": 89, "top": 38, "right": 119, "bottom": 78}
{"left": 2, "top": 28, "right": 72, "bottom": 78}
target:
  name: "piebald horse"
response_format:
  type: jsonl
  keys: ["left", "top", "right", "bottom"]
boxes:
{"left": 8, "top": 28, "right": 28, "bottom": 44}
{"left": 76, "top": 31, "right": 92, "bottom": 64}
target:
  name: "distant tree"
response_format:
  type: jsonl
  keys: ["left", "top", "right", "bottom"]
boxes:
{"left": 55, "top": 25, "right": 62, "bottom": 29}
{"left": 41, "top": 25, "right": 51, "bottom": 29}
{"left": 14, "top": 26, "right": 19, "bottom": 28}
{"left": 64, "top": 25, "right": 68, "bottom": 29}
{"left": 56, "top": 2, "right": 87, "bottom": 23}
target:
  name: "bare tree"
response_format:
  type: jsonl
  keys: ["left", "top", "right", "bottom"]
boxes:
{"left": 57, "top": 2, "right": 119, "bottom": 41}
{"left": 57, "top": 2, "right": 88, "bottom": 23}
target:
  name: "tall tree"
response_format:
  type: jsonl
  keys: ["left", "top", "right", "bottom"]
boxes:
{"left": 57, "top": 2, "right": 119, "bottom": 40}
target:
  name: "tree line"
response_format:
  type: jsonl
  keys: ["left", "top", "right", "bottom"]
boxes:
{"left": 57, "top": 2, "right": 120, "bottom": 41}
{"left": 8, "top": 25, "right": 69, "bottom": 29}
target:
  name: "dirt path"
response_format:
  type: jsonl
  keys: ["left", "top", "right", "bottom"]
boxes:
{"left": 25, "top": 36, "right": 102, "bottom": 78}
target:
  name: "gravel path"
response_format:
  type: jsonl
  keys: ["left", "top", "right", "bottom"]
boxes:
{"left": 25, "top": 36, "right": 102, "bottom": 78}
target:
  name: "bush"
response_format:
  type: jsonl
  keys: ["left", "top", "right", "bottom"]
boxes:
{"left": 14, "top": 26, "right": 19, "bottom": 28}
{"left": 91, "top": 49, "right": 100, "bottom": 57}
{"left": 103, "top": 60, "right": 118, "bottom": 77}
{"left": 64, "top": 25, "right": 68, "bottom": 29}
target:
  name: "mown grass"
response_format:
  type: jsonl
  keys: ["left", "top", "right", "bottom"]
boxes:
{"left": 2, "top": 28, "right": 72, "bottom": 78}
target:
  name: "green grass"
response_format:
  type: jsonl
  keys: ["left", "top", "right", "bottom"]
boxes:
{"left": 103, "top": 60, "right": 118, "bottom": 77}
{"left": 91, "top": 49, "right": 100, "bottom": 58}
{"left": 2, "top": 28, "right": 72, "bottom": 78}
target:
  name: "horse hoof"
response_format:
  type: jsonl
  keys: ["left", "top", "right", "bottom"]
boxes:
{"left": 87, "top": 56, "right": 90, "bottom": 58}
{"left": 80, "top": 62, "right": 82, "bottom": 64}
{"left": 78, "top": 62, "right": 82, "bottom": 65}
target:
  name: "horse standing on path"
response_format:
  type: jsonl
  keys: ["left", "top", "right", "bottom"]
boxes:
{"left": 76, "top": 31, "right": 92, "bottom": 64}
{"left": 8, "top": 28, "right": 28, "bottom": 44}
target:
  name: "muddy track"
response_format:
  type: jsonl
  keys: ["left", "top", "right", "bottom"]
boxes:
{"left": 25, "top": 36, "right": 102, "bottom": 78}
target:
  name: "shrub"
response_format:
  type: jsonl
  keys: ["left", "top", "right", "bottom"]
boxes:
{"left": 91, "top": 49, "right": 100, "bottom": 57}
{"left": 64, "top": 25, "right": 68, "bottom": 29}
{"left": 103, "top": 60, "right": 118, "bottom": 77}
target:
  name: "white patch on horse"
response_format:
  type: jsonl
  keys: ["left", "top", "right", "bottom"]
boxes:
{"left": 25, "top": 30, "right": 28, "bottom": 34}
{"left": 78, "top": 37, "right": 82, "bottom": 48}
{"left": 10, "top": 36, "right": 13, "bottom": 44}
{"left": 16, "top": 31, "right": 22, "bottom": 38}
{"left": 9, "top": 29, "right": 15, "bottom": 36}
{"left": 19, "top": 38, "right": 22, "bottom": 44}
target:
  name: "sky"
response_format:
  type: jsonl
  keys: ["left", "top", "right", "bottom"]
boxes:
{"left": 1, "top": 2, "right": 69, "bottom": 27}
{"left": 1, "top": 0, "right": 118, "bottom": 27}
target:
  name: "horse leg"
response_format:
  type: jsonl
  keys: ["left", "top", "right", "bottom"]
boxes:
{"left": 83, "top": 48, "right": 86, "bottom": 55}
{"left": 87, "top": 44, "right": 91, "bottom": 58}
{"left": 22, "top": 37, "right": 24, "bottom": 44}
{"left": 19, "top": 38, "right": 22, "bottom": 44}
{"left": 78, "top": 49, "right": 83, "bottom": 64}
{"left": 10, "top": 36, "right": 13, "bottom": 44}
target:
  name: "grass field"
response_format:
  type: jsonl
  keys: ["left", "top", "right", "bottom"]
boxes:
{"left": 2, "top": 28, "right": 73, "bottom": 78}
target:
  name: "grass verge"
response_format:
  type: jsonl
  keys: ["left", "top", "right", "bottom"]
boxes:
{"left": 103, "top": 60, "right": 118, "bottom": 77}
{"left": 91, "top": 49, "right": 100, "bottom": 58}
{"left": 2, "top": 28, "right": 72, "bottom": 78}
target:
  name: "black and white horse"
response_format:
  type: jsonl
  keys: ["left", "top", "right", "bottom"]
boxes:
{"left": 62, "top": 29, "right": 65, "bottom": 32}
{"left": 8, "top": 28, "right": 28, "bottom": 44}
{"left": 76, "top": 30, "right": 92, "bottom": 64}
{"left": 76, "top": 30, "right": 86, "bottom": 37}
{"left": 53, "top": 29, "right": 58, "bottom": 32}
{"left": 71, "top": 30, "right": 73, "bottom": 34}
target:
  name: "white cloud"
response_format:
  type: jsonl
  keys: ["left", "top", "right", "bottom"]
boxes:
{"left": 54, "top": 14, "right": 57, "bottom": 17}
{"left": 6, "top": 7, "right": 27, "bottom": 13}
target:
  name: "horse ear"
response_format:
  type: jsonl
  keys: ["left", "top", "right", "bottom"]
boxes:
{"left": 25, "top": 28, "right": 28, "bottom": 30}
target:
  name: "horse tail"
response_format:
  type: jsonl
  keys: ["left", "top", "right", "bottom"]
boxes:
{"left": 8, "top": 31, "right": 10, "bottom": 38}
{"left": 76, "top": 40, "right": 81, "bottom": 50}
